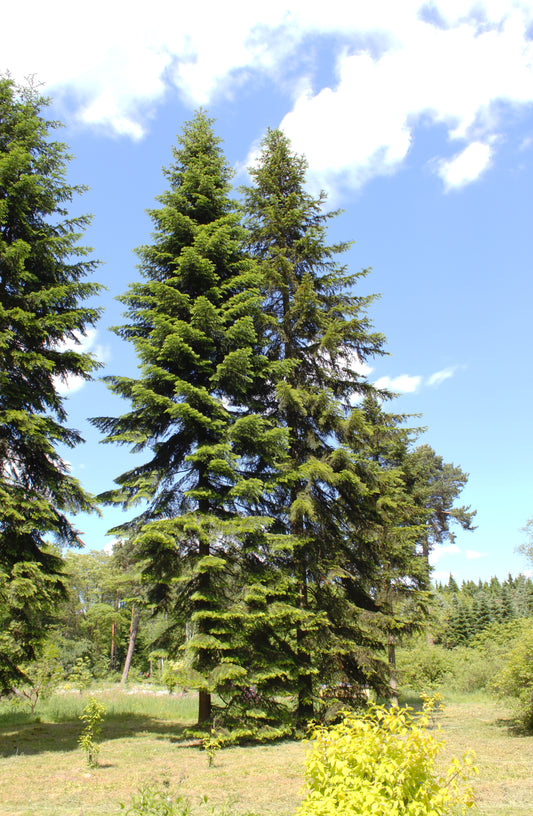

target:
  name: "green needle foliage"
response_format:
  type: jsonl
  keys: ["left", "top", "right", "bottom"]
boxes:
{"left": 96, "top": 118, "right": 476, "bottom": 734}
{"left": 94, "top": 112, "right": 283, "bottom": 724}
{"left": 241, "top": 129, "right": 411, "bottom": 719}
{"left": 0, "top": 76, "right": 102, "bottom": 691}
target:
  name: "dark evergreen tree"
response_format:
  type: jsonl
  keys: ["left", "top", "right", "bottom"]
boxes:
{"left": 94, "top": 113, "right": 283, "bottom": 724}
{"left": 447, "top": 574, "right": 460, "bottom": 593}
{"left": 477, "top": 593, "right": 492, "bottom": 630}
{"left": 445, "top": 598, "right": 471, "bottom": 646}
{"left": 469, "top": 597, "right": 481, "bottom": 637}
{"left": 242, "top": 130, "right": 409, "bottom": 719}
{"left": 0, "top": 76, "right": 101, "bottom": 691}
{"left": 345, "top": 396, "right": 431, "bottom": 704}
{"left": 499, "top": 584, "right": 514, "bottom": 621}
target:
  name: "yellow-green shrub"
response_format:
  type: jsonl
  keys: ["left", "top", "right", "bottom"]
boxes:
{"left": 297, "top": 699, "right": 477, "bottom": 816}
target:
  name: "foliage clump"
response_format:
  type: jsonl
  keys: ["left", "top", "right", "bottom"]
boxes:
{"left": 298, "top": 699, "right": 477, "bottom": 816}
{"left": 120, "top": 784, "right": 192, "bottom": 816}
{"left": 493, "top": 628, "right": 533, "bottom": 730}
{"left": 69, "top": 656, "right": 93, "bottom": 693}
{"left": 9, "top": 640, "right": 63, "bottom": 713}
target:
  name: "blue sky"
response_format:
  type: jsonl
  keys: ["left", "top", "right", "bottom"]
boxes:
{"left": 4, "top": 0, "right": 533, "bottom": 583}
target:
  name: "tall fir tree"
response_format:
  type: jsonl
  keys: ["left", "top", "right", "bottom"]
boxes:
{"left": 242, "top": 130, "right": 403, "bottom": 719}
{"left": 0, "top": 76, "right": 102, "bottom": 690}
{"left": 93, "top": 113, "right": 283, "bottom": 724}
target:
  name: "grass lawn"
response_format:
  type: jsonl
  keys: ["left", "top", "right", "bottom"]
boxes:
{"left": 0, "top": 687, "right": 531, "bottom": 815}
{"left": 438, "top": 694, "right": 533, "bottom": 816}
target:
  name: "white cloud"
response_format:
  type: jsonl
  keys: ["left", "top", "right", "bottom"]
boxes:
{"left": 53, "top": 329, "right": 109, "bottom": 395}
{"left": 374, "top": 374, "right": 422, "bottom": 393}
{"left": 4, "top": 1, "right": 533, "bottom": 188}
{"left": 437, "top": 142, "right": 493, "bottom": 190}
{"left": 339, "top": 348, "right": 373, "bottom": 377}
{"left": 426, "top": 366, "right": 457, "bottom": 387}
{"left": 279, "top": 4, "right": 533, "bottom": 192}
{"left": 429, "top": 543, "right": 461, "bottom": 564}
{"left": 104, "top": 537, "right": 122, "bottom": 555}
{"left": 465, "top": 549, "right": 487, "bottom": 560}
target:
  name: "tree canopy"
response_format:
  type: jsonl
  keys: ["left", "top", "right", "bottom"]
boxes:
{"left": 0, "top": 76, "right": 102, "bottom": 690}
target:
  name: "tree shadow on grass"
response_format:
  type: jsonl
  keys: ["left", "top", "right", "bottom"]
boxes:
{"left": 495, "top": 713, "right": 533, "bottom": 737}
{"left": 0, "top": 713, "right": 190, "bottom": 758}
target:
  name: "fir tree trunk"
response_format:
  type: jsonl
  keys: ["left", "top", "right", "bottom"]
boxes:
{"left": 198, "top": 689, "right": 211, "bottom": 723}
{"left": 121, "top": 606, "right": 140, "bottom": 684}
{"left": 388, "top": 635, "right": 398, "bottom": 707}
{"left": 296, "top": 542, "right": 314, "bottom": 722}
{"left": 197, "top": 486, "right": 212, "bottom": 724}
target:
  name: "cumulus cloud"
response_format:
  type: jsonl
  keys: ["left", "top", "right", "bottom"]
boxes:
{"left": 437, "top": 142, "right": 493, "bottom": 190}
{"left": 54, "top": 329, "right": 110, "bottom": 395}
{"left": 4, "top": 1, "right": 533, "bottom": 187}
{"left": 374, "top": 374, "right": 422, "bottom": 393}
{"left": 429, "top": 543, "right": 461, "bottom": 564}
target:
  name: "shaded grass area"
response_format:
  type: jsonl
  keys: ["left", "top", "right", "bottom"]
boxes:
{"left": 0, "top": 687, "right": 196, "bottom": 758}
{"left": 0, "top": 688, "right": 532, "bottom": 815}
{"left": 0, "top": 687, "right": 303, "bottom": 816}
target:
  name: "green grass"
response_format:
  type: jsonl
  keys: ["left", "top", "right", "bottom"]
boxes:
{"left": 0, "top": 686, "right": 532, "bottom": 816}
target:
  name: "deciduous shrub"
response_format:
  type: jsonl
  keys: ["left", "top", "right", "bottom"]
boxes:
{"left": 493, "top": 628, "right": 533, "bottom": 730}
{"left": 297, "top": 699, "right": 477, "bottom": 816}
{"left": 397, "top": 642, "right": 452, "bottom": 691}
{"left": 78, "top": 696, "right": 106, "bottom": 767}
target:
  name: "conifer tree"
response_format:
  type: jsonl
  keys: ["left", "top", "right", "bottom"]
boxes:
{"left": 0, "top": 76, "right": 102, "bottom": 690}
{"left": 403, "top": 445, "right": 476, "bottom": 563}
{"left": 351, "top": 397, "right": 431, "bottom": 703}
{"left": 500, "top": 585, "right": 514, "bottom": 621}
{"left": 94, "top": 113, "right": 282, "bottom": 723}
{"left": 242, "top": 130, "right": 394, "bottom": 719}
{"left": 477, "top": 593, "right": 492, "bottom": 630}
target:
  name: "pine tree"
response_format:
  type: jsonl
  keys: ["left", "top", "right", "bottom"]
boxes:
{"left": 0, "top": 76, "right": 102, "bottom": 690}
{"left": 403, "top": 445, "right": 476, "bottom": 564}
{"left": 242, "top": 130, "right": 394, "bottom": 719}
{"left": 94, "top": 113, "right": 282, "bottom": 724}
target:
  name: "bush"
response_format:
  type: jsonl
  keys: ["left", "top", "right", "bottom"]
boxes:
{"left": 493, "top": 628, "right": 533, "bottom": 729}
{"left": 69, "top": 657, "right": 93, "bottom": 694}
{"left": 445, "top": 618, "right": 532, "bottom": 695}
{"left": 444, "top": 646, "right": 499, "bottom": 693}
{"left": 397, "top": 642, "right": 452, "bottom": 691}
{"left": 297, "top": 699, "right": 477, "bottom": 816}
